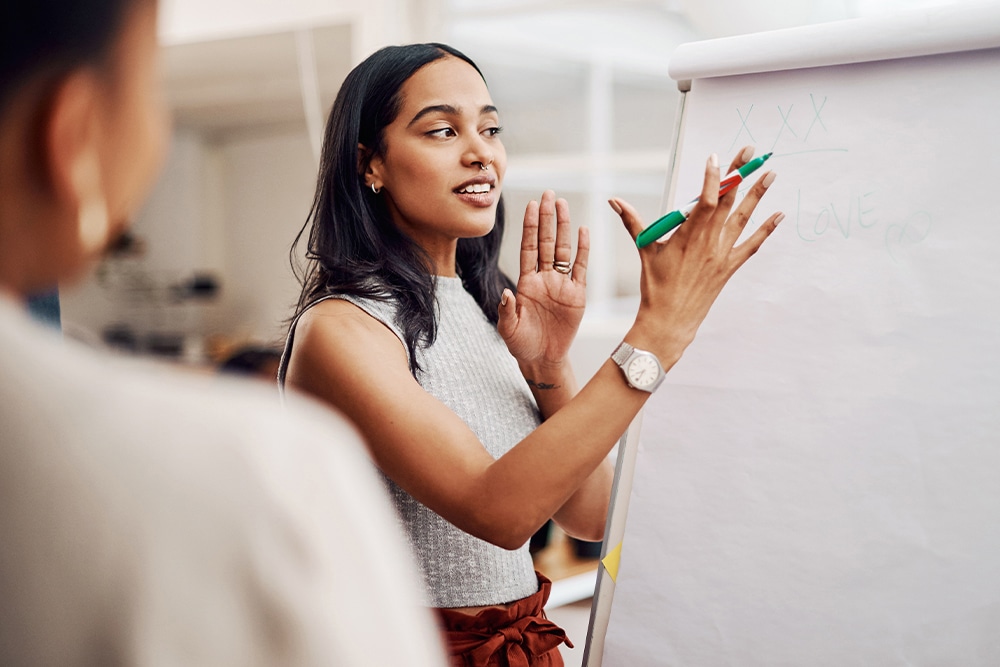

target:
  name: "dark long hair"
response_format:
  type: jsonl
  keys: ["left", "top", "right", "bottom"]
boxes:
{"left": 290, "top": 43, "right": 514, "bottom": 374}
{"left": 0, "top": 0, "right": 138, "bottom": 112}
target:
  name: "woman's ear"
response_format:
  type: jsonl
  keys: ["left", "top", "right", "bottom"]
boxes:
{"left": 358, "top": 142, "right": 383, "bottom": 191}
{"left": 44, "top": 70, "right": 102, "bottom": 207}
{"left": 43, "top": 70, "right": 109, "bottom": 252}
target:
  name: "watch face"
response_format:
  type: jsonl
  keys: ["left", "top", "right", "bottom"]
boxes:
{"left": 627, "top": 354, "right": 660, "bottom": 388}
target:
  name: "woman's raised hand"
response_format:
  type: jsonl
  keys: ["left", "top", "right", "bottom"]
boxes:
{"left": 497, "top": 190, "right": 588, "bottom": 368}
{"left": 610, "top": 147, "right": 783, "bottom": 366}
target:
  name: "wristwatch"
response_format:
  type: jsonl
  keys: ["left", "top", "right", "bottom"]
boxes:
{"left": 611, "top": 341, "right": 665, "bottom": 393}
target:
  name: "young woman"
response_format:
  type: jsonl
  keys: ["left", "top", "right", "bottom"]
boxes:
{"left": 0, "top": 1, "right": 445, "bottom": 664}
{"left": 282, "top": 42, "right": 783, "bottom": 666}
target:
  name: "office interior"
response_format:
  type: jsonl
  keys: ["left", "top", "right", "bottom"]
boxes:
{"left": 55, "top": 1, "right": 966, "bottom": 664}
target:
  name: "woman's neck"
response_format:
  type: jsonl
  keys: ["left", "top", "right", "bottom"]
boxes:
{"left": 420, "top": 241, "right": 459, "bottom": 278}
{"left": 388, "top": 213, "right": 460, "bottom": 276}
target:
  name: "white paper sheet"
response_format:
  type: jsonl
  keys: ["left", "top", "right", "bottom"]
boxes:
{"left": 602, "top": 46, "right": 1000, "bottom": 667}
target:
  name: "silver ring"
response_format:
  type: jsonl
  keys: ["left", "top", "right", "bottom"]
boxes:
{"left": 552, "top": 261, "right": 571, "bottom": 274}
{"left": 479, "top": 163, "right": 489, "bottom": 171}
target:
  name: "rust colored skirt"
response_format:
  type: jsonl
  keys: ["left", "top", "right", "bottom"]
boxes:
{"left": 436, "top": 573, "right": 573, "bottom": 667}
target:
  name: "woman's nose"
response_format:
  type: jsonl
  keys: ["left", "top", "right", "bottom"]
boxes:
{"left": 462, "top": 134, "right": 494, "bottom": 170}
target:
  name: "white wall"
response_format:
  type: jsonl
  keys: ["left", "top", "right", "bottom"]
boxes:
{"left": 160, "top": 0, "right": 355, "bottom": 43}
{"left": 158, "top": 0, "right": 437, "bottom": 59}
{"left": 214, "top": 131, "right": 317, "bottom": 345}
{"left": 681, "top": 0, "right": 852, "bottom": 37}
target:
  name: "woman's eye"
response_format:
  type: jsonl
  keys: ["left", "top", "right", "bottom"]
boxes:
{"left": 486, "top": 126, "right": 504, "bottom": 137}
{"left": 427, "top": 127, "right": 456, "bottom": 138}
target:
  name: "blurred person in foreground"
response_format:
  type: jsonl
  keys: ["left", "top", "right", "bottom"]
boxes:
{"left": 0, "top": 0, "right": 445, "bottom": 664}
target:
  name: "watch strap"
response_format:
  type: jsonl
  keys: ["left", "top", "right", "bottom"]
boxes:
{"left": 611, "top": 341, "right": 634, "bottom": 366}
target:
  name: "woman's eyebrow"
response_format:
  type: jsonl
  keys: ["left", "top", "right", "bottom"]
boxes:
{"left": 408, "top": 104, "right": 459, "bottom": 127}
{"left": 407, "top": 104, "right": 499, "bottom": 127}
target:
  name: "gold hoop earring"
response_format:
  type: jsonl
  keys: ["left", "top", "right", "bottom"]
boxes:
{"left": 78, "top": 194, "right": 109, "bottom": 254}
{"left": 72, "top": 151, "right": 109, "bottom": 254}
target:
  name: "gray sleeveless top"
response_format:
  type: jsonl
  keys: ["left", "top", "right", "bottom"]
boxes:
{"left": 279, "top": 277, "right": 541, "bottom": 607}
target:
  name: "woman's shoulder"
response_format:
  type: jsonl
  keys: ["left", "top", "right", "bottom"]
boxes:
{"left": 299, "top": 295, "right": 394, "bottom": 335}
{"left": 280, "top": 286, "right": 410, "bottom": 389}
{"left": 296, "top": 293, "right": 407, "bottom": 360}
{"left": 307, "top": 287, "right": 400, "bottom": 328}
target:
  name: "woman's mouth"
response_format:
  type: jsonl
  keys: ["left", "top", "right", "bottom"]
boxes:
{"left": 453, "top": 177, "right": 498, "bottom": 207}
{"left": 456, "top": 182, "right": 492, "bottom": 195}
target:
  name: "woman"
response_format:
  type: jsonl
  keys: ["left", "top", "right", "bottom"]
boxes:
{"left": 281, "top": 43, "right": 782, "bottom": 666}
{"left": 0, "top": 1, "right": 445, "bottom": 664}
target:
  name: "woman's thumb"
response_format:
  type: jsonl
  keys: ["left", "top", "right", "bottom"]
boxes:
{"left": 609, "top": 198, "right": 644, "bottom": 241}
{"left": 496, "top": 288, "right": 516, "bottom": 339}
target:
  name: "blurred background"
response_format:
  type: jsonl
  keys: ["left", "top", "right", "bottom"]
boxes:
{"left": 59, "top": 0, "right": 960, "bottom": 374}
{"left": 50, "top": 1, "right": 973, "bottom": 662}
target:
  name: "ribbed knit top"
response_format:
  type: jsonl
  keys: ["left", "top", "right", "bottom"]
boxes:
{"left": 280, "top": 276, "right": 541, "bottom": 607}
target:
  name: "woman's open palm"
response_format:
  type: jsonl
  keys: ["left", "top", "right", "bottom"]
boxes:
{"left": 497, "top": 191, "right": 588, "bottom": 367}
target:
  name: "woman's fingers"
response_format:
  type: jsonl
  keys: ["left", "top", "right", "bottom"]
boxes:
{"left": 719, "top": 145, "right": 755, "bottom": 208}
{"left": 571, "top": 226, "right": 590, "bottom": 285}
{"left": 520, "top": 199, "right": 540, "bottom": 275}
{"left": 727, "top": 145, "right": 754, "bottom": 175}
{"left": 608, "top": 197, "right": 645, "bottom": 241}
{"left": 612, "top": 148, "right": 775, "bottom": 251}
{"left": 553, "top": 197, "right": 573, "bottom": 269}
{"left": 537, "top": 190, "right": 557, "bottom": 270}
{"left": 496, "top": 288, "right": 517, "bottom": 340}
{"left": 732, "top": 211, "right": 784, "bottom": 267}
{"left": 689, "top": 152, "right": 722, "bottom": 218}
{"left": 527, "top": 191, "right": 576, "bottom": 275}
{"left": 722, "top": 170, "right": 777, "bottom": 245}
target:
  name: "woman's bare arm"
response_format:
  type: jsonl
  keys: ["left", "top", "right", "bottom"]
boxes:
{"left": 288, "top": 150, "right": 783, "bottom": 551}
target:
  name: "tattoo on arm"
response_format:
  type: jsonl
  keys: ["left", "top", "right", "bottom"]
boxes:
{"left": 526, "top": 378, "right": 561, "bottom": 391}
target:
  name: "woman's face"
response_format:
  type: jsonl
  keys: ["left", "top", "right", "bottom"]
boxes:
{"left": 0, "top": 0, "right": 168, "bottom": 296}
{"left": 369, "top": 56, "right": 506, "bottom": 269}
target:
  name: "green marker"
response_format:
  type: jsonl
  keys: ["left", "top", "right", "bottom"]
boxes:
{"left": 636, "top": 152, "right": 772, "bottom": 248}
